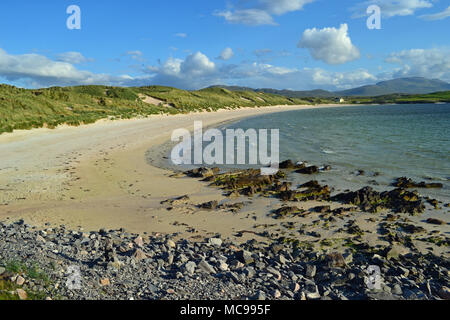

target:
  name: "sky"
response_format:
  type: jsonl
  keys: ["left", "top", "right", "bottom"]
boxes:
{"left": 0, "top": 0, "right": 449, "bottom": 90}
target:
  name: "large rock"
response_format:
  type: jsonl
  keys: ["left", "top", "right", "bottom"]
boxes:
{"left": 236, "top": 250, "right": 254, "bottom": 265}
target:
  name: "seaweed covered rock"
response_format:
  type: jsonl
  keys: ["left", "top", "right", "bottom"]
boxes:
{"left": 211, "top": 169, "right": 283, "bottom": 197}
{"left": 185, "top": 167, "right": 220, "bottom": 179}
{"left": 270, "top": 206, "right": 305, "bottom": 219}
{"left": 296, "top": 166, "right": 319, "bottom": 175}
{"left": 279, "top": 181, "right": 330, "bottom": 202}
{"left": 392, "top": 177, "right": 443, "bottom": 189}
{"left": 331, "top": 187, "right": 426, "bottom": 215}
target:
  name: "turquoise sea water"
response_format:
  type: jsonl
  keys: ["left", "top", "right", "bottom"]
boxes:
{"left": 221, "top": 104, "right": 450, "bottom": 204}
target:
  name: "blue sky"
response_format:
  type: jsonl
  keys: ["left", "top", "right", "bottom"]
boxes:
{"left": 0, "top": 0, "right": 449, "bottom": 90}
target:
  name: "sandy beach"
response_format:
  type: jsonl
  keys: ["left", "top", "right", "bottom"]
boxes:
{"left": 0, "top": 104, "right": 349, "bottom": 238}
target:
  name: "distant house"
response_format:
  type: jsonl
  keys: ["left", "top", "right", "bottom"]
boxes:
{"left": 335, "top": 97, "right": 345, "bottom": 103}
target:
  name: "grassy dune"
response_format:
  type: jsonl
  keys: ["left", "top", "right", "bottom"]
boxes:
{"left": 0, "top": 84, "right": 312, "bottom": 134}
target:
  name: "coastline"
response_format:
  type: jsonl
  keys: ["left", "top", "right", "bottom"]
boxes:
{"left": 0, "top": 103, "right": 353, "bottom": 236}
{"left": 1, "top": 103, "right": 448, "bottom": 301}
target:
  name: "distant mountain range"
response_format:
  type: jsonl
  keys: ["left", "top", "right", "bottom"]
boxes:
{"left": 209, "top": 77, "right": 450, "bottom": 98}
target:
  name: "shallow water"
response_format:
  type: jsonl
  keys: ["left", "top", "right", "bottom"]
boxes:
{"left": 220, "top": 104, "right": 450, "bottom": 205}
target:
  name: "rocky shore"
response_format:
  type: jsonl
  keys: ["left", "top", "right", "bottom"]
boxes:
{"left": 0, "top": 219, "right": 449, "bottom": 301}
{"left": 1, "top": 161, "right": 449, "bottom": 300}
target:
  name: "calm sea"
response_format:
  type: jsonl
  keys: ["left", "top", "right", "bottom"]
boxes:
{"left": 221, "top": 103, "right": 450, "bottom": 204}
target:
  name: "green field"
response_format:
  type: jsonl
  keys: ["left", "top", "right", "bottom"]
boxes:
{"left": 346, "top": 91, "right": 450, "bottom": 104}
{"left": 0, "top": 84, "right": 313, "bottom": 135}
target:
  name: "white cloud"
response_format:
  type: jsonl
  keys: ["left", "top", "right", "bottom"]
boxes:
{"left": 420, "top": 6, "right": 450, "bottom": 20}
{"left": 215, "top": 0, "right": 315, "bottom": 26}
{"left": 174, "top": 33, "right": 188, "bottom": 38}
{"left": 0, "top": 48, "right": 380, "bottom": 91}
{"left": 56, "top": 52, "right": 92, "bottom": 64}
{"left": 217, "top": 47, "right": 234, "bottom": 61}
{"left": 0, "top": 48, "right": 147, "bottom": 88}
{"left": 383, "top": 48, "right": 450, "bottom": 81}
{"left": 215, "top": 9, "right": 276, "bottom": 26}
{"left": 145, "top": 52, "right": 217, "bottom": 89}
{"left": 353, "top": 0, "right": 433, "bottom": 18}
{"left": 124, "top": 50, "right": 145, "bottom": 62}
{"left": 297, "top": 24, "right": 360, "bottom": 65}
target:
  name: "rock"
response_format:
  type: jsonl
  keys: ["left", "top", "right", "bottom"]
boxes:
{"left": 343, "top": 252, "right": 353, "bottom": 265}
{"left": 243, "top": 267, "right": 256, "bottom": 278}
{"left": 133, "top": 248, "right": 148, "bottom": 261}
{"left": 392, "top": 284, "right": 403, "bottom": 295}
{"left": 133, "top": 236, "right": 144, "bottom": 247}
{"left": 236, "top": 250, "right": 254, "bottom": 265}
{"left": 326, "top": 252, "right": 346, "bottom": 268}
{"left": 297, "top": 166, "right": 319, "bottom": 175}
{"left": 271, "top": 206, "right": 303, "bottom": 219}
{"left": 36, "top": 235, "right": 46, "bottom": 242}
{"left": 291, "top": 283, "right": 301, "bottom": 293}
{"left": 16, "top": 288, "right": 27, "bottom": 300}
{"left": 271, "top": 289, "right": 281, "bottom": 299}
{"left": 311, "top": 205, "right": 331, "bottom": 213}
{"left": 266, "top": 267, "right": 282, "bottom": 280}
{"left": 198, "top": 260, "right": 216, "bottom": 274}
{"left": 392, "top": 177, "right": 443, "bottom": 189}
{"left": 279, "top": 160, "right": 295, "bottom": 169}
{"left": 386, "top": 245, "right": 406, "bottom": 261}
{"left": 186, "top": 167, "right": 218, "bottom": 178}
{"left": 305, "top": 264, "right": 316, "bottom": 278}
{"left": 218, "top": 261, "right": 229, "bottom": 272}
{"left": 0, "top": 266, "right": 5, "bottom": 275}
{"left": 160, "top": 195, "right": 190, "bottom": 206}
{"left": 425, "top": 218, "right": 446, "bottom": 225}
{"left": 16, "top": 275, "right": 25, "bottom": 286}
{"left": 304, "top": 283, "right": 320, "bottom": 299}
{"left": 208, "top": 238, "right": 223, "bottom": 247}
{"left": 100, "top": 278, "right": 111, "bottom": 286}
{"left": 166, "top": 239, "right": 176, "bottom": 248}
{"left": 437, "top": 286, "right": 450, "bottom": 300}
{"left": 252, "top": 290, "right": 266, "bottom": 300}
{"left": 199, "top": 200, "right": 219, "bottom": 210}
{"left": 184, "top": 261, "right": 196, "bottom": 275}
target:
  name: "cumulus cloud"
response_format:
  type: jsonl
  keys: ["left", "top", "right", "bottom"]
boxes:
{"left": 217, "top": 47, "right": 234, "bottom": 61}
{"left": 297, "top": 24, "right": 360, "bottom": 65}
{"left": 144, "top": 52, "right": 217, "bottom": 89}
{"left": 383, "top": 48, "right": 450, "bottom": 81}
{"left": 0, "top": 48, "right": 147, "bottom": 88}
{"left": 353, "top": 0, "right": 433, "bottom": 18}
{"left": 215, "top": 0, "right": 315, "bottom": 26}
{"left": 420, "top": 6, "right": 450, "bottom": 20}
{"left": 56, "top": 52, "right": 92, "bottom": 64}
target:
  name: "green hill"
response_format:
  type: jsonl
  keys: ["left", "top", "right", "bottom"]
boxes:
{"left": 0, "top": 84, "right": 312, "bottom": 135}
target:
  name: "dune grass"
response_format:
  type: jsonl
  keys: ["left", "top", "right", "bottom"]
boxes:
{"left": 0, "top": 84, "right": 312, "bottom": 135}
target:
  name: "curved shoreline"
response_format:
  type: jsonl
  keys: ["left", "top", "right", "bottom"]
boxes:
{"left": 0, "top": 104, "right": 351, "bottom": 236}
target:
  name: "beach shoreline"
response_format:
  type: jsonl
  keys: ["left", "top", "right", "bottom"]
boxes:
{"left": 0, "top": 104, "right": 352, "bottom": 234}
{"left": 0, "top": 103, "right": 447, "bottom": 255}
